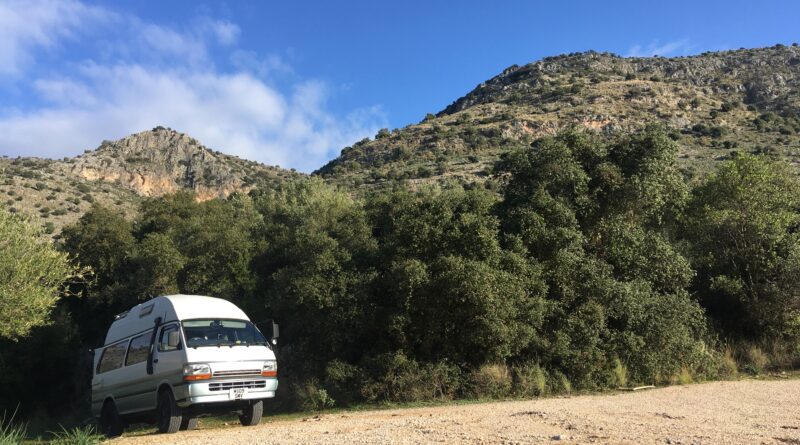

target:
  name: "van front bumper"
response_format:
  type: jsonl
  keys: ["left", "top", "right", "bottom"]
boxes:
{"left": 175, "top": 378, "right": 278, "bottom": 407}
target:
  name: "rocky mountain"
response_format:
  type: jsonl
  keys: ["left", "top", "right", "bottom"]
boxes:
{"left": 0, "top": 127, "right": 302, "bottom": 234}
{"left": 316, "top": 44, "right": 800, "bottom": 190}
{"left": 4, "top": 45, "right": 800, "bottom": 235}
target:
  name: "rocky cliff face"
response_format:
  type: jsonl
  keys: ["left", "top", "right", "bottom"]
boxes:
{"left": 62, "top": 127, "right": 298, "bottom": 200}
{"left": 0, "top": 127, "right": 302, "bottom": 235}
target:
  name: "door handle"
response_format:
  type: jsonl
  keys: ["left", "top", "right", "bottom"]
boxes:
{"left": 153, "top": 358, "right": 159, "bottom": 363}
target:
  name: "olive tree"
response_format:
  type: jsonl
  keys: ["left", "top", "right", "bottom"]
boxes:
{"left": 0, "top": 208, "right": 76, "bottom": 340}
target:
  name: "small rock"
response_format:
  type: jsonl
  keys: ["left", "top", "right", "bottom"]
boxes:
{"left": 551, "top": 434, "right": 563, "bottom": 441}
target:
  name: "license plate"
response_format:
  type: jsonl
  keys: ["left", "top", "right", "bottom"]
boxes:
{"left": 229, "top": 388, "right": 247, "bottom": 400}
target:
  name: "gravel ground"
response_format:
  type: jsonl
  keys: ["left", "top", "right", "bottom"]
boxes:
{"left": 113, "top": 379, "right": 800, "bottom": 445}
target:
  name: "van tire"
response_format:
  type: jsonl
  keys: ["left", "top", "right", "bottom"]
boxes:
{"left": 180, "top": 416, "right": 198, "bottom": 430}
{"left": 99, "top": 400, "right": 124, "bottom": 437}
{"left": 239, "top": 400, "right": 263, "bottom": 426}
{"left": 157, "top": 389, "right": 183, "bottom": 434}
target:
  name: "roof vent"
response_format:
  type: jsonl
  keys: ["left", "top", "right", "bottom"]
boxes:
{"left": 139, "top": 304, "right": 155, "bottom": 318}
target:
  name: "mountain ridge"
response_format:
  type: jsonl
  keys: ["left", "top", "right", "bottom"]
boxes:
{"left": 316, "top": 44, "right": 800, "bottom": 190}
{"left": 4, "top": 44, "right": 800, "bottom": 234}
{"left": 0, "top": 127, "right": 303, "bottom": 234}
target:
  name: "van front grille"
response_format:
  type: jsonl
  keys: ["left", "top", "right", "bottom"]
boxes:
{"left": 208, "top": 380, "right": 267, "bottom": 391}
{"left": 212, "top": 369, "right": 261, "bottom": 378}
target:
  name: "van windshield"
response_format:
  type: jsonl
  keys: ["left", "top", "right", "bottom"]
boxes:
{"left": 182, "top": 319, "right": 267, "bottom": 348}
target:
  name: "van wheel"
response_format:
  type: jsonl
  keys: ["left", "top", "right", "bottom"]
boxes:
{"left": 180, "top": 416, "right": 198, "bottom": 430}
{"left": 99, "top": 400, "right": 124, "bottom": 437}
{"left": 239, "top": 400, "right": 263, "bottom": 426}
{"left": 156, "top": 389, "right": 183, "bottom": 434}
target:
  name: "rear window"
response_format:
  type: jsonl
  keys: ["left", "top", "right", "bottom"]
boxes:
{"left": 97, "top": 342, "right": 127, "bottom": 374}
{"left": 125, "top": 333, "right": 150, "bottom": 366}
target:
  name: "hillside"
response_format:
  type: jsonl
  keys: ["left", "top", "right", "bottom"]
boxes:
{"left": 0, "top": 127, "right": 303, "bottom": 234}
{"left": 316, "top": 44, "right": 800, "bottom": 190}
{"left": 4, "top": 45, "right": 800, "bottom": 234}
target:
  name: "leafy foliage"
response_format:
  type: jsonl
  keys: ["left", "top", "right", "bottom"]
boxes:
{"left": 4, "top": 127, "right": 800, "bottom": 422}
{"left": 684, "top": 154, "right": 800, "bottom": 348}
{"left": 0, "top": 207, "right": 76, "bottom": 340}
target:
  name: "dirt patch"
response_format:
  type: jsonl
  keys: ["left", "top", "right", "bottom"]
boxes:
{"left": 113, "top": 379, "right": 800, "bottom": 444}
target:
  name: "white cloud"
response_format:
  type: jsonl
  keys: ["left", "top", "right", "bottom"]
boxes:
{"left": 626, "top": 38, "right": 694, "bottom": 57}
{"left": 0, "top": 0, "right": 113, "bottom": 75}
{"left": 138, "top": 22, "right": 210, "bottom": 65}
{"left": 206, "top": 19, "right": 240, "bottom": 46}
{"left": 0, "top": 0, "right": 385, "bottom": 172}
{"left": 230, "top": 50, "right": 293, "bottom": 79}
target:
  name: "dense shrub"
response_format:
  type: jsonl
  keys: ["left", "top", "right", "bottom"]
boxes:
{"left": 360, "top": 353, "right": 461, "bottom": 403}
{"left": 511, "top": 362, "right": 548, "bottom": 397}
{"left": 291, "top": 379, "right": 336, "bottom": 411}
{"left": 465, "top": 364, "right": 512, "bottom": 399}
{"left": 683, "top": 154, "right": 800, "bottom": 350}
{"left": 5, "top": 127, "right": 800, "bottom": 422}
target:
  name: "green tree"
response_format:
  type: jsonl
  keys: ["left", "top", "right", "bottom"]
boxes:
{"left": 60, "top": 204, "right": 134, "bottom": 289}
{"left": 367, "top": 187, "right": 546, "bottom": 365}
{"left": 60, "top": 204, "right": 136, "bottom": 343}
{"left": 0, "top": 207, "right": 76, "bottom": 340}
{"left": 495, "top": 128, "right": 709, "bottom": 385}
{"left": 251, "top": 179, "right": 377, "bottom": 375}
{"left": 685, "top": 154, "right": 800, "bottom": 345}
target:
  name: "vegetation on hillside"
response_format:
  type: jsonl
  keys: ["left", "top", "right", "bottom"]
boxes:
{"left": 0, "top": 127, "right": 302, "bottom": 236}
{"left": 317, "top": 45, "right": 800, "bottom": 191}
{"left": 2, "top": 128, "right": 798, "bottom": 428}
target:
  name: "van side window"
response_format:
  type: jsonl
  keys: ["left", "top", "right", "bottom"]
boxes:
{"left": 158, "top": 324, "right": 180, "bottom": 352}
{"left": 97, "top": 342, "right": 127, "bottom": 374}
{"left": 125, "top": 332, "right": 151, "bottom": 366}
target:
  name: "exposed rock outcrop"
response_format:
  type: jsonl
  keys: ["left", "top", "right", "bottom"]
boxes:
{"left": 61, "top": 127, "right": 300, "bottom": 200}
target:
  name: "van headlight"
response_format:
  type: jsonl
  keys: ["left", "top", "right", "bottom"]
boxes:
{"left": 261, "top": 360, "right": 277, "bottom": 377}
{"left": 183, "top": 363, "right": 212, "bottom": 381}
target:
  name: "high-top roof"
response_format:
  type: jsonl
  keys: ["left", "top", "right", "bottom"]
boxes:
{"left": 103, "top": 295, "right": 249, "bottom": 346}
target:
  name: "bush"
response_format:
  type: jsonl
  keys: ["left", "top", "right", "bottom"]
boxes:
{"left": 721, "top": 346, "right": 738, "bottom": 378}
{"left": 612, "top": 358, "right": 628, "bottom": 388}
{"left": 360, "top": 353, "right": 461, "bottom": 403}
{"left": 672, "top": 366, "right": 694, "bottom": 385}
{"left": 742, "top": 346, "right": 769, "bottom": 375}
{"left": 465, "top": 364, "right": 512, "bottom": 399}
{"left": 512, "top": 362, "right": 547, "bottom": 397}
{"left": 291, "top": 379, "right": 335, "bottom": 411}
{"left": 324, "top": 360, "right": 364, "bottom": 406}
{"left": 550, "top": 370, "right": 572, "bottom": 395}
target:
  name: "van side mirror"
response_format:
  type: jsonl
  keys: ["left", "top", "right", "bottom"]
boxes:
{"left": 167, "top": 330, "right": 181, "bottom": 348}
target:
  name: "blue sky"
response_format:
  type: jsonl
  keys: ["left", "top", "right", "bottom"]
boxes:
{"left": 1, "top": 0, "right": 798, "bottom": 171}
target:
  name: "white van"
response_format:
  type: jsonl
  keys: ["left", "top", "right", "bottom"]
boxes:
{"left": 91, "top": 295, "right": 279, "bottom": 436}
